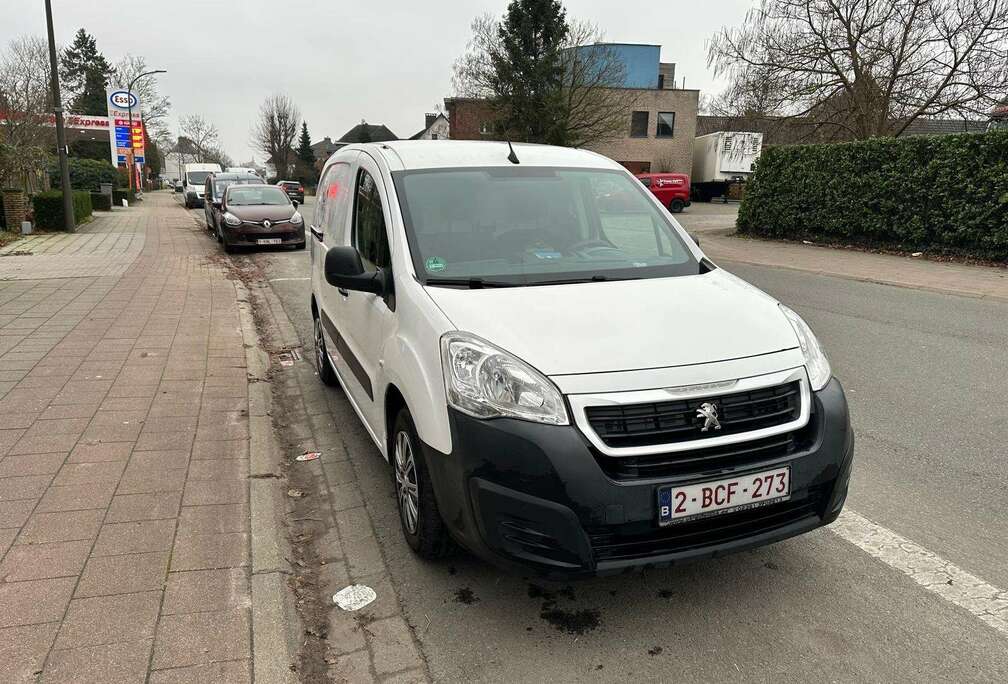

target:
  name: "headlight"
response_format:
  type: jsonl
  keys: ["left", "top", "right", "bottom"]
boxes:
{"left": 290, "top": 211, "right": 303, "bottom": 225}
{"left": 224, "top": 212, "right": 241, "bottom": 226}
{"left": 441, "top": 332, "right": 568, "bottom": 425}
{"left": 779, "top": 304, "right": 831, "bottom": 391}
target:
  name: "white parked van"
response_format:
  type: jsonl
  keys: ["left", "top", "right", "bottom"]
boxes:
{"left": 309, "top": 141, "right": 852, "bottom": 576}
{"left": 181, "top": 162, "right": 222, "bottom": 208}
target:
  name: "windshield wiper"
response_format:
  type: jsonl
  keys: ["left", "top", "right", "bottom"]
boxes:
{"left": 534, "top": 274, "right": 642, "bottom": 285}
{"left": 425, "top": 277, "right": 521, "bottom": 289}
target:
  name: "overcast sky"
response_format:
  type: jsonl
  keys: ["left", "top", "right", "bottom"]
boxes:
{"left": 2, "top": 0, "right": 753, "bottom": 162}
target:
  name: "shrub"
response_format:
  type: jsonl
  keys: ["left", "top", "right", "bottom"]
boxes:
{"left": 49, "top": 158, "right": 120, "bottom": 191}
{"left": 736, "top": 131, "right": 1008, "bottom": 261}
{"left": 111, "top": 189, "right": 137, "bottom": 206}
{"left": 32, "top": 191, "right": 93, "bottom": 230}
{"left": 90, "top": 192, "right": 112, "bottom": 211}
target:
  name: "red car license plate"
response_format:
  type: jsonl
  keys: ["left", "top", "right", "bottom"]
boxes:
{"left": 658, "top": 466, "right": 791, "bottom": 526}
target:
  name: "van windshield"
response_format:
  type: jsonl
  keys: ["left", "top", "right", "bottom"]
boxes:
{"left": 186, "top": 171, "right": 211, "bottom": 184}
{"left": 393, "top": 167, "right": 700, "bottom": 286}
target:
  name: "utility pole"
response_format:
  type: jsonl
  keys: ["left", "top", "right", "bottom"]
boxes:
{"left": 126, "top": 69, "right": 165, "bottom": 194}
{"left": 44, "top": 0, "right": 74, "bottom": 232}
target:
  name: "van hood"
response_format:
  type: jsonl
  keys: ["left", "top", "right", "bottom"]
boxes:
{"left": 423, "top": 270, "right": 799, "bottom": 377}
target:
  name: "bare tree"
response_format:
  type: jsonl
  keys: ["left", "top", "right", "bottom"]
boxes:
{"left": 113, "top": 54, "right": 171, "bottom": 139}
{"left": 178, "top": 114, "right": 219, "bottom": 163}
{"left": 452, "top": 14, "right": 640, "bottom": 147}
{"left": 251, "top": 94, "right": 300, "bottom": 179}
{"left": 0, "top": 35, "right": 53, "bottom": 191}
{"left": 708, "top": 0, "right": 1008, "bottom": 139}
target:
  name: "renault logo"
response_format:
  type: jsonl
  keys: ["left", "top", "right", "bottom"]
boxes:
{"left": 263, "top": 219, "right": 271, "bottom": 229}
{"left": 696, "top": 402, "right": 721, "bottom": 432}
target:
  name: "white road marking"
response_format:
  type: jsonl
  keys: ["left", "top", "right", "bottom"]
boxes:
{"left": 831, "top": 510, "right": 1008, "bottom": 637}
{"left": 268, "top": 277, "right": 311, "bottom": 282}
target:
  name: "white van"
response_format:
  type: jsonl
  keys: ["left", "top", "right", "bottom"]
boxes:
{"left": 181, "top": 162, "right": 222, "bottom": 208}
{"left": 309, "top": 141, "right": 852, "bottom": 576}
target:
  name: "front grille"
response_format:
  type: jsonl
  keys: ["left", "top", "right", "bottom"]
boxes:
{"left": 585, "top": 381, "right": 801, "bottom": 449}
{"left": 589, "top": 486, "right": 826, "bottom": 562}
{"left": 240, "top": 219, "right": 291, "bottom": 227}
{"left": 595, "top": 432, "right": 796, "bottom": 480}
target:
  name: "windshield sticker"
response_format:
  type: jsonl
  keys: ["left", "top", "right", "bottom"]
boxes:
{"left": 425, "top": 256, "right": 447, "bottom": 273}
{"left": 532, "top": 250, "right": 563, "bottom": 260}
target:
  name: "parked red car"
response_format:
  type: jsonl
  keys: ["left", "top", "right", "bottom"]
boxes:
{"left": 637, "top": 172, "right": 691, "bottom": 213}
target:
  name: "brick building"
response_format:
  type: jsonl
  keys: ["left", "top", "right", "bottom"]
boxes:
{"left": 444, "top": 44, "right": 699, "bottom": 175}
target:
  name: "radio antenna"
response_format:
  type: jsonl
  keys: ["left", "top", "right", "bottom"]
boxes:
{"left": 506, "top": 139, "right": 520, "bottom": 164}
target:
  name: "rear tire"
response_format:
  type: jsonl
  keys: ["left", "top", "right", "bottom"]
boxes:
{"left": 392, "top": 408, "right": 453, "bottom": 559}
{"left": 313, "top": 312, "right": 338, "bottom": 387}
{"left": 669, "top": 199, "right": 685, "bottom": 213}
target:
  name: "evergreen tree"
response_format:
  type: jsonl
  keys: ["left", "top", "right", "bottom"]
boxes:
{"left": 61, "top": 29, "right": 113, "bottom": 115}
{"left": 491, "top": 0, "right": 569, "bottom": 144}
{"left": 294, "top": 122, "right": 318, "bottom": 186}
{"left": 296, "top": 122, "right": 314, "bottom": 167}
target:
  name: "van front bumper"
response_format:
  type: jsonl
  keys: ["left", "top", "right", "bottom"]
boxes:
{"left": 422, "top": 377, "right": 853, "bottom": 578}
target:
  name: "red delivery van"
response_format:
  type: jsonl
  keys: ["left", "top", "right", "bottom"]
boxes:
{"left": 637, "top": 172, "right": 691, "bottom": 213}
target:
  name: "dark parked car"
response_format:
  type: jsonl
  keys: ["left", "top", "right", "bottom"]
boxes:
{"left": 204, "top": 173, "right": 265, "bottom": 234}
{"left": 214, "top": 184, "right": 305, "bottom": 253}
{"left": 277, "top": 180, "right": 305, "bottom": 203}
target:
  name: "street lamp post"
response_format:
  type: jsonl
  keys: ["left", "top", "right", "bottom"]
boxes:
{"left": 125, "top": 69, "right": 166, "bottom": 194}
{"left": 44, "top": 0, "right": 74, "bottom": 232}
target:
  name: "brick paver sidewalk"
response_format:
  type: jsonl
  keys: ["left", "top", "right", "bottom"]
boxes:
{"left": 0, "top": 194, "right": 261, "bottom": 682}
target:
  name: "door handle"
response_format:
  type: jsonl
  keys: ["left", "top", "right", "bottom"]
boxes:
{"left": 338, "top": 288, "right": 349, "bottom": 297}
{"left": 310, "top": 226, "right": 324, "bottom": 241}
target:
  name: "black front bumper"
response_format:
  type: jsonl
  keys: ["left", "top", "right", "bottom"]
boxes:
{"left": 422, "top": 378, "right": 853, "bottom": 578}
{"left": 222, "top": 222, "right": 305, "bottom": 247}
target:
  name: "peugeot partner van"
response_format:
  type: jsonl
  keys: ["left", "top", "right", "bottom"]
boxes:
{"left": 309, "top": 141, "right": 852, "bottom": 576}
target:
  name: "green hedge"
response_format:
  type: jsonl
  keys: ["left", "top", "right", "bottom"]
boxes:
{"left": 90, "top": 192, "right": 113, "bottom": 211}
{"left": 112, "top": 189, "right": 137, "bottom": 206}
{"left": 49, "top": 158, "right": 120, "bottom": 191}
{"left": 736, "top": 131, "right": 1008, "bottom": 261}
{"left": 32, "top": 191, "right": 92, "bottom": 230}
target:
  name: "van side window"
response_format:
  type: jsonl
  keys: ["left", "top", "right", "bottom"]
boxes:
{"left": 319, "top": 162, "right": 352, "bottom": 242}
{"left": 353, "top": 169, "right": 391, "bottom": 271}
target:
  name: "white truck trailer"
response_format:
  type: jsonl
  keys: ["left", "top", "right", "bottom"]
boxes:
{"left": 690, "top": 131, "right": 763, "bottom": 202}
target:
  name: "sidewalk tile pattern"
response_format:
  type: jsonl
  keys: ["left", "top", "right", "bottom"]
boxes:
{"left": 0, "top": 195, "right": 255, "bottom": 682}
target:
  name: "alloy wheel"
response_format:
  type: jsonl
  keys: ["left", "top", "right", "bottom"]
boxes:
{"left": 394, "top": 430, "right": 419, "bottom": 534}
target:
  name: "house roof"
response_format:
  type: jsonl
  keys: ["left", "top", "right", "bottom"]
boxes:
{"left": 408, "top": 113, "right": 448, "bottom": 140}
{"left": 901, "top": 118, "right": 988, "bottom": 136}
{"left": 337, "top": 123, "right": 398, "bottom": 144}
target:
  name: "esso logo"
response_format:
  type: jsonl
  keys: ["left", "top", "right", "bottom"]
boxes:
{"left": 109, "top": 91, "right": 138, "bottom": 109}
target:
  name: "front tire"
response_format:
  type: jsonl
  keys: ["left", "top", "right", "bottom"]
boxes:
{"left": 313, "top": 313, "right": 338, "bottom": 387}
{"left": 392, "top": 408, "right": 452, "bottom": 559}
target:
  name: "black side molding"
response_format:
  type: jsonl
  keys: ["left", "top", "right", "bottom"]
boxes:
{"left": 320, "top": 308, "right": 373, "bottom": 400}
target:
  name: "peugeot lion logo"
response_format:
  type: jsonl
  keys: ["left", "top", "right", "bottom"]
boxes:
{"left": 262, "top": 219, "right": 271, "bottom": 229}
{"left": 696, "top": 402, "right": 721, "bottom": 432}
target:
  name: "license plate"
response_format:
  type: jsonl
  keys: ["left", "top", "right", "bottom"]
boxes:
{"left": 658, "top": 466, "right": 791, "bottom": 526}
{"left": 257, "top": 238, "right": 282, "bottom": 245}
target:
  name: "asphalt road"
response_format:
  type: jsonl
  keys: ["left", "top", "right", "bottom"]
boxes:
{"left": 188, "top": 197, "right": 1007, "bottom": 681}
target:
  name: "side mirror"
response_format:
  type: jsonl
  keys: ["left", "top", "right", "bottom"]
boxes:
{"left": 689, "top": 232, "right": 701, "bottom": 247}
{"left": 213, "top": 199, "right": 222, "bottom": 208}
{"left": 291, "top": 199, "right": 299, "bottom": 209}
{"left": 324, "top": 246, "right": 387, "bottom": 295}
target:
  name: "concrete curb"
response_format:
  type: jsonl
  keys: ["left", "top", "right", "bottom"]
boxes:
{"left": 236, "top": 280, "right": 300, "bottom": 684}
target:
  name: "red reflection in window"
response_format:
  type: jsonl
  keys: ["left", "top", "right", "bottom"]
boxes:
{"left": 327, "top": 182, "right": 340, "bottom": 199}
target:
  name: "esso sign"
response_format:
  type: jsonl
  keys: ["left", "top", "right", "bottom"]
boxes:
{"left": 109, "top": 90, "right": 138, "bottom": 109}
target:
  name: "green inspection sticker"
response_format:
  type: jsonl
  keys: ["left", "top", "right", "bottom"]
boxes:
{"left": 425, "top": 256, "right": 447, "bottom": 273}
